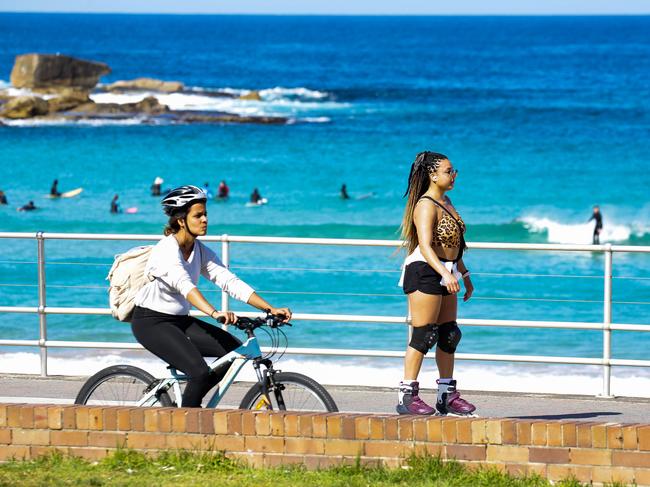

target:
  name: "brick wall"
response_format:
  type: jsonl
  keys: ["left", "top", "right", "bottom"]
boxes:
{"left": 1, "top": 403, "right": 650, "bottom": 485}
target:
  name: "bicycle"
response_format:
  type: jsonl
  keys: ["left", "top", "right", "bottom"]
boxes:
{"left": 74, "top": 312, "right": 338, "bottom": 412}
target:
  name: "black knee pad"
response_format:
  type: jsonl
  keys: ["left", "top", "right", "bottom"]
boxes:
{"left": 437, "top": 321, "right": 462, "bottom": 353}
{"left": 408, "top": 323, "right": 438, "bottom": 355}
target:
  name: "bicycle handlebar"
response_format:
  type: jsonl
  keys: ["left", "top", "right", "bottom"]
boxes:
{"left": 233, "top": 312, "right": 292, "bottom": 332}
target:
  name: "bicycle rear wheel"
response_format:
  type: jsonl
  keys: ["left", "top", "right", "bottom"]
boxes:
{"left": 74, "top": 365, "right": 173, "bottom": 407}
{"left": 239, "top": 371, "right": 338, "bottom": 412}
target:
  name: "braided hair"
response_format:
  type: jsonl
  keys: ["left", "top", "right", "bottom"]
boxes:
{"left": 399, "top": 151, "right": 448, "bottom": 254}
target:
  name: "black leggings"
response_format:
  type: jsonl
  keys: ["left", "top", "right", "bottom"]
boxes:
{"left": 131, "top": 306, "right": 242, "bottom": 407}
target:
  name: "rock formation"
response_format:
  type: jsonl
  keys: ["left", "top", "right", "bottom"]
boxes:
{"left": 1, "top": 96, "right": 49, "bottom": 119}
{"left": 10, "top": 54, "right": 110, "bottom": 91}
{"left": 104, "top": 78, "right": 184, "bottom": 93}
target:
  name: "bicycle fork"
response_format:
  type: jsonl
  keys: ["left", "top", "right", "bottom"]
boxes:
{"left": 253, "top": 358, "right": 286, "bottom": 410}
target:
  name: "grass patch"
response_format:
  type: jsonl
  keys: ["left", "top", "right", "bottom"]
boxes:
{"left": 0, "top": 449, "right": 628, "bottom": 486}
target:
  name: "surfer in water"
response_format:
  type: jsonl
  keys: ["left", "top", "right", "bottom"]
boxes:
{"left": 110, "top": 194, "right": 121, "bottom": 214}
{"left": 151, "top": 177, "right": 164, "bottom": 197}
{"left": 217, "top": 180, "right": 230, "bottom": 200}
{"left": 0, "top": 190, "right": 7, "bottom": 205}
{"left": 50, "top": 179, "right": 62, "bottom": 197}
{"left": 250, "top": 188, "right": 263, "bottom": 204}
{"left": 18, "top": 201, "right": 37, "bottom": 212}
{"left": 589, "top": 205, "right": 603, "bottom": 244}
{"left": 340, "top": 184, "right": 350, "bottom": 200}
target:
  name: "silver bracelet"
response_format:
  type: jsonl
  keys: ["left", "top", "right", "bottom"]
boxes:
{"left": 462, "top": 271, "right": 471, "bottom": 279}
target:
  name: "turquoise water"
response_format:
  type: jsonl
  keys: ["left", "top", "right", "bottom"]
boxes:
{"left": 0, "top": 15, "right": 649, "bottom": 384}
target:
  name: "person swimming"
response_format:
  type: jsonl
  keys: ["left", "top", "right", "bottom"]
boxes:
{"left": 18, "top": 201, "right": 37, "bottom": 212}
{"left": 0, "top": 190, "right": 7, "bottom": 205}
{"left": 151, "top": 177, "right": 164, "bottom": 196}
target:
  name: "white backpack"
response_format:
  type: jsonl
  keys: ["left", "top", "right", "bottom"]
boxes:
{"left": 107, "top": 245, "right": 154, "bottom": 322}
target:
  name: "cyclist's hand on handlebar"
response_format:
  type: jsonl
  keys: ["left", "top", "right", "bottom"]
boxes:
{"left": 214, "top": 311, "right": 238, "bottom": 325}
{"left": 270, "top": 307, "right": 292, "bottom": 322}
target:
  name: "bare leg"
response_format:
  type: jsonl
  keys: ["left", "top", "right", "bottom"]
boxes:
{"left": 435, "top": 293, "right": 458, "bottom": 378}
{"left": 404, "top": 291, "right": 441, "bottom": 379}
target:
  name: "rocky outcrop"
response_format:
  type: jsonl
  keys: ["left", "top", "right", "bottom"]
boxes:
{"left": 10, "top": 54, "right": 110, "bottom": 91}
{"left": 240, "top": 90, "right": 262, "bottom": 101}
{"left": 46, "top": 89, "right": 91, "bottom": 113}
{"left": 175, "top": 112, "right": 286, "bottom": 124}
{"left": 1, "top": 96, "right": 49, "bottom": 119}
{"left": 71, "top": 96, "right": 169, "bottom": 115}
{"left": 104, "top": 77, "right": 184, "bottom": 93}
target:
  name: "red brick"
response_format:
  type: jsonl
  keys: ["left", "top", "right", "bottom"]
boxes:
{"left": 622, "top": 424, "right": 639, "bottom": 450}
{"left": 0, "top": 446, "right": 30, "bottom": 461}
{"left": 144, "top": 409, "right": 158, "bottom": 432}
{"left": 47, "top": 406, "right": 63, "bottom": 430}
{"left": 284, "top": 437, "right": 324, "bottom": 455}
{"left": 254, "top": 412, "right": 271, "bottom": 436}
{"left": 157, "top": 408, "right": 173, "bottom": 433}
{"left": 324, "top": 438, "right": 363, "bottom": 456}
{"left": 427, "top": 417, "right": 442, "bottom": 442}
{"left": 199, "top": 409, "right": 214, "bottom": 434}
{"left": 127, "top": 432, "right": 166, "bottom": 449}
{"left": 298, "top": 413, "right": 314, "bottom": 437}
{"left": 33, "top": 406, "right": 48, "bottom": 429}
{"left": 270, "top": 412, "right": 285, "bottom": 436}
{"left": 354, "top": 416, "right": 370, "bottom": 439}
{"left": 398, "top": 417, "right": 414, "bottom": 441}
{"left": 455, "top": 418, "right": 472, "bottom": 443}
{"left": 62, "top": 407, "right": 76, "bottom": 429}
{"left": 244, "top": 436, "right": 284, "bottom": 453}
{"left": 51, "top": 431, "right": 88, "bottom": 447}
{"left": 501, "top": 420, "right": 517, "bottom": 445}
{"left": 365, "top": 440, "right": 411, "bottom": 458}
{"left": 75, "top": 407, "right": 89, "bottom": 429}
{"left": 0, "top": 428, "right": 11, "bottom": 444}
{"left": 612, "top": 450, "right": 650, "bottom": 468}
{"left": 546, "top": 422, "right": 562, "bottom": 446}
{"left": 88, "top": 408, "right": 103, "bottom": 430}
{"left": 442, "top": 418, "right": 458, "bottom": 443}
{"left": 227, "top": 411, "right": 242, "bottom": 435}
{"left": 185, "top": 409, "right": 200, "bottom": 433}
{"left": 639, "top": 425, "right": 650, "bottom": 450}
{"left": 284, "top": 414, "right": 300, "bottom": 437}
{"left": 413, "top": 418, "right": 427, "bottom": 442}
{"left": 165, "top": 433, "right": 204, "bottom": 450}
{"left": 561, "top": 421, "right": 577, "bottom": 447}
{"left": 341, "top": 414, "right": 357, "bottom": 439}
{"left": 531, "top": 421, "right": 547, "bottom": 446}
{"left": 516, "top": 421, "right": 532, "bottom": 445}
{"left": 570, "top": 448, "right": 611, "bottom": 466}
{"left": 384, "top": 416, "right": 398, "bottom": 440}
{"left": 19, "top": 406, "right": 34, "bottom": 428}
{"left": 607, "top": 424, "right": 624, "bottom": 449}
{"left": 88, "top": 432, "right": 126, "bottom": 448}
{"left": 12, "top": 429, "right": 49, "bottom": 446}
{"left": 6, "top": 405, "right": 22, "bottom": 427}
{"left": 117, "top": 408, "right": 131, "bottom": 431}
{"left": 129, "top": 408, "right": 145, "bottom": 431}
{"left": 103, "top": 408, "right": 118, "bottom": 431}
{"left": 0, "top": 404, "right": 7, "bottom": 427}
{"left": 312, "top": 414, "right": 327, "bottom": 438}
{"left": 529, "top": 447, "right": 570, "bottom": 464}
{"left": 369, "top": 416, "right": 384, "bottom": 440}
{"left": 446, "top": 444, "right": 487, "bottom": 461}
{"left": 577, "top": 422, "right": 594, "bottom": 448}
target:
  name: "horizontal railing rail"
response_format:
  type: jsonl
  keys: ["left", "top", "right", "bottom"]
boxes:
{"left": 1, "top": 232, "right": 649, "bottom": 398}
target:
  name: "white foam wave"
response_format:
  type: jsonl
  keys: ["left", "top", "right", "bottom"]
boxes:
{"left": 3, "top": 117, "right": 147, "bottom": 127}
{"left": 1, "top": 352, "right": 648, "bottom": 398}
{"left": 258, "top": 86, "right": 328, "bottom": 100}
{"left": 520, "top": 216, "right": 635, "bottom": 244}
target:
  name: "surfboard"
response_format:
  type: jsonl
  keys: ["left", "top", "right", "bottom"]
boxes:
{"left": 125, "top": 207, "right": 138, "bottom": 214}
{"left": 245, "top": 197, "right": 268, "bottom": 207}
{"left": 46, "top": 187, "right": 84, "bottom": 199}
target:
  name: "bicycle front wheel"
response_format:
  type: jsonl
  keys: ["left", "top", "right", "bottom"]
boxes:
{"left": 74, "top": 365, "right": 173, "bottom": 407}
{"left": 239, "top": 371, "right": 338, "bottom": 412}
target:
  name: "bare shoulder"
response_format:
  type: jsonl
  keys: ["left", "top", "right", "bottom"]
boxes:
{"left": 413, "top": 197, "right": 438, "bottom": 222}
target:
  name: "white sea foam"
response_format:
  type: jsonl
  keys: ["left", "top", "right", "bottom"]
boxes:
{"left": 520, "top": 216, "right": 637, "bottom": 244}
{"left": 3, "top": 117, "right": 147, "bottom": 127}
{"left": 1, "top": 352, "right": 648, "bottom": 398}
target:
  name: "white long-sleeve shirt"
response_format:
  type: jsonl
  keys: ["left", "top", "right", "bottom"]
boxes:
{"left": 134, "top": 235, "right": 255, "bottom": 315}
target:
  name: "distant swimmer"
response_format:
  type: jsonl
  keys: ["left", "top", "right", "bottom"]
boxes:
{"left": 250, "top": 187, "right": 263, "bottom": 204}
{"left": 340, "top": 183, "right": 350, "bottom": 200}
{"left": 202, "top": 182, "right": 213, "bottom": 199}
{"left": 50, "top": 179, "right": 62, "bottom": 197}
{"left": 18, "top": 200, "right": 37, "bottom": 212}
{"left": 110, "top": 194, "right": 121, "bottom": 214}
{"left": 217, "top": 180, "right": 230, "bottom": 200}
{"left": 151, "top": 176, "right": 164, "bottom": 197}
{"left": 0, "top": 190, "right": 7, "bottom": 205}
{"left": 589, "top": 205, "right": 603, "bottom": 244}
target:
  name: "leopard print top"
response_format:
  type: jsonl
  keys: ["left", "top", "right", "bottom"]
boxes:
{"left": 432, "top": 211, "right": 466, "bottom": 248}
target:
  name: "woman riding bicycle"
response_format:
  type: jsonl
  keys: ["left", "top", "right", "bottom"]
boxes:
{"left": 131, "top": 185, "right": 291, "bottom": 408}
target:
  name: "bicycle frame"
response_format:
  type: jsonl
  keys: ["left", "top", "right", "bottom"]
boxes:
{"left": 138, "top": 334, "right": 265, "bottom": 408}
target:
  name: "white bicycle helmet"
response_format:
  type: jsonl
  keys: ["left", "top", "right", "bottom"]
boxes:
{"left": 161, "top": 185, "right": 207, "bottom": 215}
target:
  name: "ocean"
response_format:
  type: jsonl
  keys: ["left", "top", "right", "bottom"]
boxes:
{"left": 1, "top": 14, "right": 649, "bottom": 397}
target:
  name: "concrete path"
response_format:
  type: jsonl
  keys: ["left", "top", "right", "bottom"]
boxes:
{"left": 1, "top": 374, "right": 648, "bottom": 424}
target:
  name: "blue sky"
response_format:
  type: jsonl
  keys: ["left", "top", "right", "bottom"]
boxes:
{"left": 1, "top": 0, "right": 649, "bottom": 15}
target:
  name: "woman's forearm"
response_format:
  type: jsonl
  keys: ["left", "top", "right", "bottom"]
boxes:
{"left": 186, "top": 287, "right": 218, "bottom": 317}
{"left": 246, "top": 292, "right": 273, "bottom": 311}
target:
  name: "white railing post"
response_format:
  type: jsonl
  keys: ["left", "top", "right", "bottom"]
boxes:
{"left": 36, "top": 232, "right": 48, "bottom": 377}
{"left": 601, "top": 243, "right": 613, "bottom": 397}
{"left": 221, "top": 234, "right": 230, "bottom": 330}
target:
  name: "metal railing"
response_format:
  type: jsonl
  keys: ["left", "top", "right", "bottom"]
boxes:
{"left": 1, "top": 231, "right": 649, "bottom": 398}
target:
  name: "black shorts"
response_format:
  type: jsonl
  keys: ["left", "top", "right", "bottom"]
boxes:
{"left": 402, "top": 261, "right": 450, "bottom": 296}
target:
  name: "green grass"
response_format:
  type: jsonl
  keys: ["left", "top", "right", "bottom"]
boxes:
{"left": 0, "top": 449, "right": 628, "bottom": 487}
